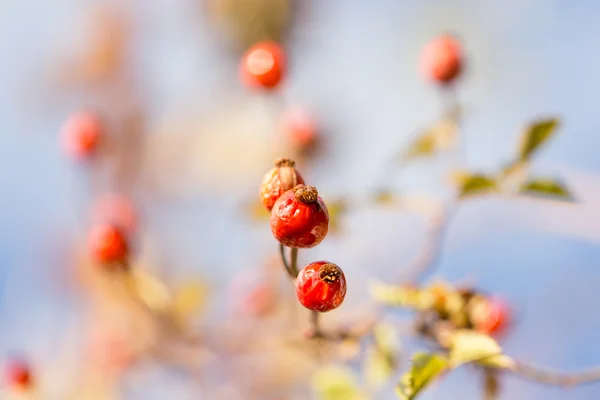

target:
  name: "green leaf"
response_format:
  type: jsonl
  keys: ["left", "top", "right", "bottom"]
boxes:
{"left": 365, "top": 323, "right": 401, "bottom": 388}
{"left": 520, "top": 178, "right": 573, "bottom": 201}
{"left": 401, "top": 120, "right": 458, "bottom": 162}
{"left": 449, "top": 331, "right": 514, "bottom": 369}
{"left": 518, "top": 118, "right": 560, "bottom": 160}
{"left": 368, "top": 281, "right": 419, "bottom": 308}
{"left": 312, "top": 366, "right": 366, "bottom": 400}
{"left": 396, "top": 353, "right": 448, "bottom": 400}
{"left": 365, "top": 345, "right": 397, "bottom": 389}
{"left": 374, "top": 322, "right": 401, "bottom": 353}
{"left": 457, "top": 174, "right": 498, "bottom": 198}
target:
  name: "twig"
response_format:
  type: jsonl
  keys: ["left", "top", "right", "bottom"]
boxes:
{"left": 396, "top": 201, "right": 461, "bottom": 284}
{"left": 510, "top": 362, "right": 600, "bottom": 387}
{"left": 279, "top": 243, "right": 294, "bottom": 278}
{"left": 290, "top": 247, "right": 299, "bottom": 276}
{"left": 310, "top": 311, "right": 322, "bottom": 338}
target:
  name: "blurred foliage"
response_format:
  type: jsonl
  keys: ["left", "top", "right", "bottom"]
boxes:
{"left": 453, "top": 173, "right": 498, "bottom": 198}
{"left": 312, "top": 366, "right": 367, "bottom": 400}
{"left": 520, "top": 178, "right": 573, "bottom": 201}
{"left": 518, "top": 118, "right": 560, "bottom": 161}
{"left": 396, "top": 353, "right": 448, "bottom": 400}
{"left": 364, "top": 323, "right": 401, "bottom": 388}
{"left": 205, "top": 0, "right": 292, "bottom": 51}
{"left": 449, "top": 331, "right": 513, "bottom": 369}
{"left": 400, "top": 119, "right": 458, "bottom": 162}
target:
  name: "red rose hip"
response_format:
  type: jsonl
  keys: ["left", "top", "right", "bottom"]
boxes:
{"left": 6, "top": 359, "right": 32, "bottom": 390}
{"left": 88, "top": 223, "right": 128, "bottom": 264}
{"left": 420, "top": 35, "right": 463, "bottom": 85}
{"left": 474, "top": 297, "right": 510, "bottom": 335}
{"left": 240, "top": 41, "right": 286, "bottom": 90}
{"left": 260, "top": 158, "right": 305, "bottom": 211}
{"left": 91, "top": 193, "right": 138, "bottom": 234}
{"left": 281, "top": 107, "right": 318, "bottom": 151}
{"left": 61, "top": 111, "right": 102, "bottom": 159}
{"left": 296, "top": 261, "right": 346, "bottom": 312}
{"left": 270, "top": 185, "right": 329, "bottom": 248}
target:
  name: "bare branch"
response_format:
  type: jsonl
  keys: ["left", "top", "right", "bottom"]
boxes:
{"left": 396, "top": 202, "right": 461, "bottom": 284}
{"left": 511, "top": 362, "right": 600, "bottom": 387}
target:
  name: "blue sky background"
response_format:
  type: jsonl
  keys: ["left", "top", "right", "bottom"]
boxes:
{"left": 0, "top": 0, "right": 600, "bottom": 398}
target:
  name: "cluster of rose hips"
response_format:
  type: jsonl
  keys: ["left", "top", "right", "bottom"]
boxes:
{"left": 61, "top": 111, "right": 137, "bottom": 268}
{"left": 240, "top": 41, "right": 319, "bottom": 154}
{"left": 397, "top": 281, "right": 510, "bottom": 340}
{"left": 259, "top": 158, "right": 347, "bottom": 314}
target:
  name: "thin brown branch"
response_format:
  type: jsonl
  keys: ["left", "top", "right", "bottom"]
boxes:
{"left": 396, "top": 202, "right": 460, "bottom": 284}
{"left": 511, "top": 362, "right": 600, "bottom": 387}
{"left": 279, "top": 243, "right": 294, "bottom": 278}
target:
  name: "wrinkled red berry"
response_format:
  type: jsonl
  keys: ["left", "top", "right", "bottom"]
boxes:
{"left": 296, "top": 261, "right": 346, "bottom": 312}
{"left": 240, "top": 41, "right": 286, "bottom": 90}
{"left": 281, "top": 107, "right": 318, "bottom": 150}
{"left": 420, "top": 35, "right": 463, "bottom": 85}
{"left": 270, "top": 185, "right": 329, "bottom": 248}
{"left": 88, "top": 224, "right": 128, "bottom": 264}
{"left": 6, "top": 359, "right": 32, "bottom": 390}
{"left": 91, "top": 194, "right": 138, "bottom": 234}
{"left": 61, "top": 111, "right": 102, "bottom": 159}
{"left": 260, "top": 158, "right": 305, "bottom": 211}
{"left": 475, "top": 297, "right": 510, "bottom": 335}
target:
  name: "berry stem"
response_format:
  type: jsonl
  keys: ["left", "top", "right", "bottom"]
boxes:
{"left": 290, "top": 247, "right": 299, "bottom": 276}
{"left": 278, "top": 244, "right": 299, "bottom": 279}
{"left": 279, "top": 243, "right": 295, "bottom": 278}
{"left": 310, "top": 311, "right": 322, "bottom": 338}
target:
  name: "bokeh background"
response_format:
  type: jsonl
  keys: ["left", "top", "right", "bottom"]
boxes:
{"left": 1, "top": 0, "right": 600, "bottom": 399}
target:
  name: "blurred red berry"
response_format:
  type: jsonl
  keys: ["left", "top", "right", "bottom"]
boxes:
{"left": 475, "top": 297, "right": 510, "bottom": 335}
{"left": 420, "top": 35, "right": 463, "bottom": 85}
{"left": 88, "top": 326, "right": 135, "bottom": 375}
{"left": 240, "top": 41, "right": 286, "bottom": 90}
{"left": 61, "top": 111, "right": 102, "bottom": 159}
{"left": 270, "top": 185, "right": 329, "bottom": 248}
{"left": 296, "top": 261, "right": 346, "bottom": 312}
{"left": 91, "top": 194, "right": 138, "bottom": 234}
{"left": 260, "top": 158, "right": 305, "bottom": 211}
{"left": 281, "top": 107, "right": 318, "bottom": 150}
{"left": 227, "top": 268, "right": 277, "bottom": 317}
{"left": 6, "top": 360, "right": 32, "bottom": 390}
{"left": 88, "top": 224, "right": 128, "bottom": 264}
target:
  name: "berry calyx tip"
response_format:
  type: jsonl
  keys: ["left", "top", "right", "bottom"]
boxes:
{"left": 275, "top": 158, "right": 296, "bottom": 168}
{"left": 293, "top": 185, "right": 318, "bottom": 204}
{"left": 319, "top": 263, "right": 341, "bottom": 283}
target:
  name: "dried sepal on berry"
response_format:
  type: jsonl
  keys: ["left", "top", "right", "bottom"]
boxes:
{"left": 260, "top": 158, "right": 304, "bottom": 211}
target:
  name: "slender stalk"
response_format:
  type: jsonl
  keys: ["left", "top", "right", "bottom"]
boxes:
{"left": 511, "top": 362, "right": 600, "bottom": 387}
{"left": 310, "top": 311, "right": 322, "bottom": 338}
{"left": 290, "top": 247, "right": 299, "bottom": 276}
{"left": 279, "top": 243, "right": 295, "bottom": 279}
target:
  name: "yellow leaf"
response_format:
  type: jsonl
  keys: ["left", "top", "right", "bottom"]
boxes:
{"left": 449, "top": 331, "right": 514, "bottom": 369}
{"left": 312, "top": 365, "right": 367, "bottom": 400}
{"left": 128, "top": 269, "right": 172, "bottom": 313}
{"left": 172, "top": 281, "right": 209, "bottom": 320}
